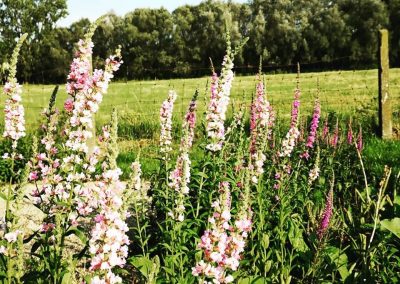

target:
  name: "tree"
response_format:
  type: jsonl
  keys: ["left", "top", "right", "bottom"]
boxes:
{"left": 384, "top": 0, "right": 400, "bottom": 66}
{"left": 0, "top": 0, "right": 68, "bottom": 81}
{"left": 338, "top": 0, "right": 388, "bottom": 65}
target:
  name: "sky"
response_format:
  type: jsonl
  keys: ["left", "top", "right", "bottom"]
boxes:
{"left": 57, "top": 0, "right": 246, "bottom": 27}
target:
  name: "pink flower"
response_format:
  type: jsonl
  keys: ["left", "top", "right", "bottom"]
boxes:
{"left": 64, "top": 99, "right": 74, "bottom": 113}
{"left": 317, "top": 189, "right": 333, "bottom": 240}
{"left": 347, "top": 121, "right": 353, "bottom": 145}
{"left": 279, "top": 86, "right": 301, "bottom": 157}
{"left": 2, "top": 82, "right": 25, "bottom": 145}
{"left": 168, "top": 96, "right": 197, "bottom": 221}
{"left": 206, "top": 48, "right": 235, "bottom": 151}
{"left": 249, "top": 75, "right": 273, "bottom": 182}
{"left": 159, "top": 90, "right": 177, "bottom": 158}
{"left": 29, "top": 171, "right": 39, "bottom": 181}
{"left": 306, "top": 99, "right": 320, "bottom": 148}
{"left": 193, "top": 182, "right": 251, "bottom": 283}
{"left": 40, "top": 223, "right": 55, "bottom": 233}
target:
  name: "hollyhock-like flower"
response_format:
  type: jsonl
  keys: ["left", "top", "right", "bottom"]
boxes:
{"left": 249, "top": 75, "right": 273, "bottom": 183}
{"left": 168, "top": 96, "right": 197, "bottom": 221}
{"left": 4, "top": 230, "right": 22, "bottom": 243}
{"left": 3, "top": 82, "right": 25, "bottom": 146}
{"left": 306, "top": 99, "right": 321, "bottom": 148}
{"left": 279, "top": 127, "right": 300, "bottom": 158}
{"left": 88, "top": 168, "right": 129, "bottom": 282}
{"left": 279, "top": 87, "right": 301, "bottom": 157}
{"left": 206, "top": 36, "right": 235, "bottom": 152}
{"left": 317, "top": 189, "right": 333, "bottom": 240}
{"left": 308, "top": 148, "right": 320, "bottom": 185}
{"left": 2, "top": 34, "right": 27, "bottom": 148}
{"left": 159, "top": 90, "right": 177, "bottom": 159}
{"left": 64, "top": 40, "right": 122, "bottom": 156}
{"left": 193, "top": 182, "right": 251, "bottom": 283}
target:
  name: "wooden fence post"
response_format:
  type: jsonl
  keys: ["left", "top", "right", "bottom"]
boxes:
{"left": 378, "top": 29, "right": 392, "bottom": 139}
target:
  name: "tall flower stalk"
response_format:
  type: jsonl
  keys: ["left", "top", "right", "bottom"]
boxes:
{"left": 206, "top": 33, "right": 235, "bottom": 152}
{"left": 193, "top": 181, "right": 252, "bottom": 283}
{"left": 1, "top": 33, "right": 28, "bottom": 284}
{"left": 306, "top": 99, "right": 321, "bottom": 149}
{"left": 279, "top": 68, "right": 301, "bottom": 158}
{"left": 89, "top": 119, "right": 129, "bottom": 283}
{"left": 249, "top": 74, "right": 273, "bottom": 183}
{"left": 159, "top": 90, "right": 177, "bottom": 160}
{"left": 168, "top": 92, "right": 197, "bottom": 221}
{"left": 27, "top": 20, "right": 123, "bottom": 283}
{"left": 317, "top": 189, "right": 333, "bottom": 240}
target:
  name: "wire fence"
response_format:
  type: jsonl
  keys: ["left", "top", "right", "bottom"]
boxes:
{"left": 2, "top": 67, "right": 399, "bottom": 130}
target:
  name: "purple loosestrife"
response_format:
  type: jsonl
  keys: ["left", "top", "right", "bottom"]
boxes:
{"left": 347, "top": 120, "right": 353, "bottom": 145}
{"left": 317, "top": 189, "right": 333, "bottom": 240}
{"left": 168, "top": 95, "right": 197, "bottom": 221}
{"left": 192, "top": 182, "right": 251, "bottom": 283}
{"left": 159, "top": 90, "right": 177, "bottom": 160}
{"left": 279, "top": 87, "right": 301, "bottom": 157}
{"left": 306, "top": 99, "right": 321, "bottom": 149}
{"left": 206, "top": 35, "right": 235, "bottom": 152}
{"left": 249, "top": 75, "right": 273, "bottom": 183}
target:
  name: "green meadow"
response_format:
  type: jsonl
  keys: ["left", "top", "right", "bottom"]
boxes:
{"left": 7, "top": 68, "right": 400, "bottom": 129}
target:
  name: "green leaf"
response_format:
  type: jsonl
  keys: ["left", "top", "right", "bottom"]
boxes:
{"left": 261, "top": 233, "right": 269, "bottom": 249}
{"left": 61, "top": 272, "right": 71, "bottom": 284}
{"left": 65, "top": 228, "right": 88, "bottom": 244}
{"left": 130, "top": 255, "right": 153, "bottom": 278}
{"left": 195, "top": 172, "right": 209, "bottom": 179}
{"left": 325, "top": 246, "right": 349, "bottom": 281}
{"left": 237, "top": 276, "right": 268, "bottom": 284}
{"left": 0, "top": 192, "right": 9, "bottom": 201}
{"left": 288, "top": 222, "right": 308, "bottom": 252}
{"left": 380, "top": 218, "right": 400, "bottom": 239}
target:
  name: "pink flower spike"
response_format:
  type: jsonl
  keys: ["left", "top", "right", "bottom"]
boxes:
{"left": 317, "top": 189, "right": 333, "bottom": 240}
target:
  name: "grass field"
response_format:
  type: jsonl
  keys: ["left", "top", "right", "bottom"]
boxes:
{"left": 5, "top": 68, "right": 400, "bottom": 129}
{"left": 1, "top": 68, "right": 399, "bottom": 178}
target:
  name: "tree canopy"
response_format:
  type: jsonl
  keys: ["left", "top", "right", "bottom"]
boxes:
{"left": 0, "top": 0, "right": 398, "bottom": 82}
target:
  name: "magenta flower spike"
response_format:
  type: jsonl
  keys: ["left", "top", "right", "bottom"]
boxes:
{"left": 306, "top": 99, "right": 321, "bottom": 149}
{"left": 317, "top": 189, "right": 333, "bottom": 240}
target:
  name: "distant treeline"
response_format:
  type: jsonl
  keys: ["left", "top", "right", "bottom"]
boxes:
{"left": 1, "top": 0, "right": 399, "bottom": 83}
